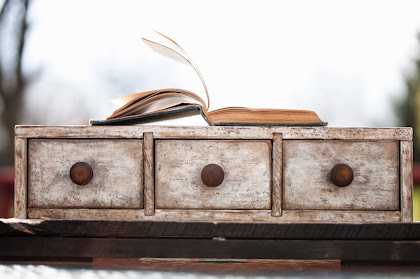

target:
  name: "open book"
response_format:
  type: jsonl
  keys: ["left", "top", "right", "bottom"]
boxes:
{"left": 91, "top": 31, "right": 326, "bottom": 126}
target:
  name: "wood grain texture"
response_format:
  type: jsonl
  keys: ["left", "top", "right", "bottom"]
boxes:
{"left": 27, "top": 209, "right": 400, "bottom": 223}
{"left": 15, "top": 125, "right": 413, "bottom": 223}
{"left": 15, "top": 125, "right": 413, "bottom": 140}
{"left": 271, "top": 133, "right": 282, "bottom": 217}
{"left": 1, "top": 237, "right": 419, "bottom": 261}
{"left": 14, "top": 137, "right": 27, "bottom": 218}
{"left": 283, "top": 140, "right": 400, "bottom": 210}
{"left": 28, "top": 139, "right": 143, "bottom": 208}
{"left": 155, "top": 140, "right": 272, "bottom": 210}
{"left": 2, "top": 219, "right": 419, "bottom": 239}
{"left": 401, "top": 140, "right": 413, "bottom": 222}
{"left": 281, "top": 210, "right": 401, "bottom": 223}
{"left": 143, "top": 132, "right": 155, "bottom": 216}
{"left": 92, "top": 258, "right": 341, "bottom": 272}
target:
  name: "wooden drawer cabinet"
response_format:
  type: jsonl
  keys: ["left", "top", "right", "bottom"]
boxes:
{"left": 14, "top": 126, "right": 413, "bottom": 223}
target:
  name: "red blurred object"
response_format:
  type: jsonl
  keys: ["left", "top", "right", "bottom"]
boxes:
{"left": 0, "top": 167, "right": 14, "bottom": 218}
{"left": 414, "top": 163, "right": 420, "bottom": 185}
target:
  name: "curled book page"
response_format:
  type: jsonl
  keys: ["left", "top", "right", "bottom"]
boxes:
{"left": 141, "top": 30, "right": 210, "bottom": 111}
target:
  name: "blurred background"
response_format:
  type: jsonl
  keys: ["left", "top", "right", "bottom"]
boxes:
{"left": 0, "top": 0, "right": 420, "bottom": 219}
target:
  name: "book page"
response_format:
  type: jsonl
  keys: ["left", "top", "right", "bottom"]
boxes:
{"left": 142, "top": 31, "right": 210, "bottom": 110}
{"left": 107, "top": 89, "right": 206, "bottom": 119}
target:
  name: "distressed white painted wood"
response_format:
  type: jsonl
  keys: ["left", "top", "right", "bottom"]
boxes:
{"left": 14, "top": 137, "right": 27, "bottom": 218}
{"left": 155, "top": 140, "right": 272, "bottom": 210}
{"left": 400, "top": 140, "right": 413, "bottom": 222}
{"left": 271, "top": 133, "right": 282, "bottom": 217}
{"left": 143, "top": 132, "right": 155, "bottom": 216}
{"left": 27, "top": 208, "right": 401, "bottom": 223}
{"left": 14, "top": 125, "right": 413, "bottom": 223}
{"left": 28, "top": 139, "right": 143, "bottom": 208}
{"left": 283, "top": 140, "right": 400, "bottom": 210}
{"left": 15, "top": 126, "right": 413, "bottom": 140}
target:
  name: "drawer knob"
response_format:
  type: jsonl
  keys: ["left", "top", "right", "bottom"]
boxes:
{"left": 70, "top": 162, "right": 93, "bottom": 185}
{"left": 201, "top": 164, "right": 224, "bottom": 187}
{"left": 330, "top": 163, "right": 353, "bottom": 187}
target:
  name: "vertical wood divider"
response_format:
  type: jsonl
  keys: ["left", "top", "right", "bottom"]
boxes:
{"left": 14, "top": 137, "right": 27, "bottom": 219}
{"left": 400, "top": 140, "right": 413, "bottom": 222}
{"left": 144, "top": 132, "right": 155, "bottom": 216}
{"left": 272, "top": 133, "right": 283, "bottom": 217}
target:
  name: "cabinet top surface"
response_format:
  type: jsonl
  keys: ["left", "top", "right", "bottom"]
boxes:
{"left": 14, "top": 125, "right": 413, "bottom": 140}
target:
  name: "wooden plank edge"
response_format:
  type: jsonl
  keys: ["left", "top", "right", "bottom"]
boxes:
{"left": 14, "top": 137, "right": 27, "bottom": 219}
{"left": 92, "top": 258, "right": 341, "bottom": 272}
{"left": 27, "top": 209, "right": 401, "bottom": 223}
{"left": 271, "top": 133, "right": 282, "bottom": 217}
{"left": 400, "top": 140, "right": 413, "bottom": 222}
{"left": 0, "top": 238, "right": 419, "bottom": 261}
{"left": 143, "top": 132, "right": 154, "bottom": 216}
{"left": 14, "top": 126, "right": 413, "bottom": 140}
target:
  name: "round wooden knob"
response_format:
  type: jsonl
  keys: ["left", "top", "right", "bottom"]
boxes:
{"left": 70, "top": 162, "right": 93, "bottom": 185}
{"left": 201, "top": 164, "right": 224, "bottom": 187}
{"left": 330, "top": 163, "right": 353, "bottom": 187}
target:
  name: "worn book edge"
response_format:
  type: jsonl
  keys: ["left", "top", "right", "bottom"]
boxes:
{"left": 90, "top": 106, "right": 328, "bottom": 126}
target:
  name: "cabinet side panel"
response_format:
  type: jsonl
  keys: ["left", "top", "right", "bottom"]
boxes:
{"left": 400, "top": 140, "right": 413, "bottom": 222}
{"left": 14, "top": 137, "right": 27, "bottom": 218}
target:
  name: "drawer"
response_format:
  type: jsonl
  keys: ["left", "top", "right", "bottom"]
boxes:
{"left": 283, "top": 140, "right": 399, "bottom": 210}
{"left": 155, "top": 140, "right": 272, "bottom": 210}
{"left": 28, "top": 139, "right": 143, "bottom": 208}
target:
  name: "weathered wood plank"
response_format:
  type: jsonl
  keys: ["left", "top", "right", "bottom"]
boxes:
{"left": 271, "top": 133, "right": 282, "bottom": 217}
{"left": 2, "top": 219, "right": 420, "bottom": 239}
{"left": 155, "top": 140, "right": 272, "bottom": 210}
{"left": 274, "top": 127, "right": 413, "bottom": 141}
{"left": 26, "top": 209, "right": 401, "bottom": 223}
{"left": 281, "top": 210, "right": 401, "bottom": 223}
{"left": 14, "top": 137, "right": 27, "bottom": 219}
{"left": 15, "top": 125, "right": 413, "bottom": 140}
{"left": 0, "top": 237, "right": 419, "bottom": 261}
{"left": 92, "top": 258, "right": 341, "bottom": 272}
{"left": 27, "top": 139, "right": 143, "bottom": 208}
{"left": 283, "top": 140, "right": 400, "bottom": 210}
{"left": 143, "top": 132, "right": 154, "bottom": 216}
{"left": 401, "top": 140, "right": 413, "bottom": 222}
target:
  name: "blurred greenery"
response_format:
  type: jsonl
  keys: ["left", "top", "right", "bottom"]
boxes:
{"left": 394, "top": 33, "right": 420, "bottom": 221}
{"left": 414, "top": 186, "right": 419, "bottom": 221}
{"left": 395, "top": 33, "right": 420, "bottom": 162}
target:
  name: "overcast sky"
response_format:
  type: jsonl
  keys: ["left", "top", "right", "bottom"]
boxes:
{"left": 20, "top": 0, "right": 420, "bottom": 126}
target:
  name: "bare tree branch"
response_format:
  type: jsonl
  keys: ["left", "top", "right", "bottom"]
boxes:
{"left": 0, "top": 0, "right": 11, "bottom": 23}
{"left": 0, "top": 0, "right": 11, "bottom": 103}
{"left": 12, "top": 0, "right": 29, "bottom": 103}
{"left": 0, "top": 0, "right": 31, "bottom": 166}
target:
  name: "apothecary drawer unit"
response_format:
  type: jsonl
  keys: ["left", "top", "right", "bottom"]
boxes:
{"left": 14, "top": 126, "right": 413, "bottom": 223}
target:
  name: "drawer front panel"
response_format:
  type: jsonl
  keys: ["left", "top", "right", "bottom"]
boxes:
{"left": 283, "top": 140, "right": 399, "bottom": 210}
{"left": 155, "top": 140, "right": 272, "bottom": 210}
{"left": 28, "top": 139, "right": 143, "bottom": 208}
